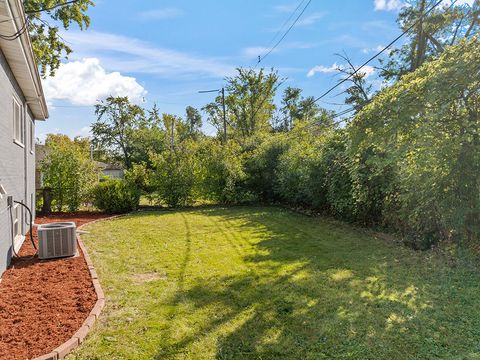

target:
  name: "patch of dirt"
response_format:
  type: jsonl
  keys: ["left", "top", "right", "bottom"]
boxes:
{"left": 132, "top": 271, "right": 167, "bottom": 283}
{"left": 0, "top": 212, "right": 109, "bottom": 360}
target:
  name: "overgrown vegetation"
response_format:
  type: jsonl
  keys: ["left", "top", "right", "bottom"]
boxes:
{"left": 85, "top": 39, "right": 479, "bottom": 248}
{"left": 40, "top": 2, "right": 479, "bottom": 249}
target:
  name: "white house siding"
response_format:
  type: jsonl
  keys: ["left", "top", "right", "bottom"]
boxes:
{"left": 0, "top": 48, "right": 36, "bottom": 274}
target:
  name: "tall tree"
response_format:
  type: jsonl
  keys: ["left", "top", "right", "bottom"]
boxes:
{"left": 204, "top": 68, "right": 282, "bottom": 139}
{"left": 279, "top": 87, "right": 331, "bottom": 129}
{"left": 24, "top": 0, "right": 95, "bottom": 77}
{"left": 92, "top": 96, "right": 146, "bottom": 169}
{"left": 298, "top": 96, "right": 324, "bottom": 124}
{"left": 280, "top": 87, "right": 302, "bottom": 131}
{"left": 185, "top": 106, "right": 203, "bottom": 138}
{"left": 129, "top": 103, "right": 166, "bottom": 167}
{"left": 335, "top": 54, "right": 374, "bottom": 112}
{"left": 379, "top": 0, "right": 479, "bottom": 80}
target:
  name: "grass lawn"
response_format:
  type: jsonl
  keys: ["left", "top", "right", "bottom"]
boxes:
{"left": 71, "top": 206, "right": 480, "bottom": 359}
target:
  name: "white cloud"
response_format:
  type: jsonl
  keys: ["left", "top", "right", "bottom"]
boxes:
{"left": 63, "top": 31, "right": 235, "bottom": 79}
{"left": 43, "top": 58, "right": 147, "bottom": 106}
{"left": 77, "top": 126, "right": 91, "bottom": 137}
{"left": 307, "top": 63, "right": 375, "bottom": 78}
{"left": 297, "top": 12, "right": 325, "bottom": 26}
{"left": 307, "top": 63, "right": 339, "bottom": 77}
{"left": 360, "top": 65, "right": 376, "bottom": 78}
{"left": 361, "top": 45, "right": 385, "bottom": 54}
{"left": 137, "top": 7, "right": 182, "bottom": 20}
{"left": 374, "top": 0, "right": 404, "bottom": 11}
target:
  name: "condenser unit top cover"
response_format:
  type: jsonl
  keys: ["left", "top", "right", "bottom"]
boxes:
{"left": 38, "top": 222, "right": 77, "bottom": 259}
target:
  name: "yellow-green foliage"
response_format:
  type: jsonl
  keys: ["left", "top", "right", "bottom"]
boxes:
{"left": 41, "top": 134, "right": 97, "bottom": 212}
{"left": 149, "top": 140, "right": 201, "bottom": 207}
{"left": 197, "top": 139, "right": 250, "bottom": 204}
{"left": 351, "top": 38, "right": 480, "bottom": 246}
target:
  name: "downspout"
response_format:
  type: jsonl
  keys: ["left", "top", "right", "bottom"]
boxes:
{"left": 23, "top": 102, "right": 28, "bottom": 231}
{"left": 25, "top": 100, "right": 38, "bottom": 225}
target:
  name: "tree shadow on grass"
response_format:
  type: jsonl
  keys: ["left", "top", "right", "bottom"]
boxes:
{"left": 152, "top": 206, "right": 480, "bottom": 359}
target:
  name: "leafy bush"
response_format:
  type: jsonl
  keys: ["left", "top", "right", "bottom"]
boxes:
{"left": 245, "top": 137, "right": 289, "bottom": 202}
{"left": 41, "top": 134, "right": 97, "bottom": 212}
{"left": 276, "top": 125, "right": 329, "bottom": 208}
{"left": 274, "top": 127, "right": 354, "bottom": 216}
{"left": 93, "top": 178, "right": 140, "bottom": 213}
{"left": 320, "top": 131, "right": 355, "bottom": 220}
{"left": 350, "top": 39, "right": 480, "bottom": 246}
{"left": 149, "top": 141, "right": 200, "bottom": 207}
{"left": 198, "top": 140, "right": 252, "bottom": 204}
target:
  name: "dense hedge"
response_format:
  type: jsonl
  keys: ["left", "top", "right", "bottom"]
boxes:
{"left": 238, "top": 40, "right": 480, "bottom": 247}
{"left": 93, "top": 178, "right": 140, "bottom": 214}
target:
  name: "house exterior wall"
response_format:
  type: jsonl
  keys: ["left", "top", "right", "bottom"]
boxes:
{"left": 102, "top": 169, "right": 124, "bottom": 179}
{"left": 0, "top": 48, "right": 36, "bottom": 274}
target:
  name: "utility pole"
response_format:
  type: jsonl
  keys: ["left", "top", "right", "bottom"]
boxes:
{"left": 171, "top": 117, "right": 175, "bottom": 150}
{"left": 221, "top": 88, "right": 227, "bottom": 143}
{"left": 199, "top": 87, "right": 227, "bottom": 143}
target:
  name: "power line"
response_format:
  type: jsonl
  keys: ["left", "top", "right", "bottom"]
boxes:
{"left": 0, "top": 0, "right": 81, "bottom": 24}
{"left": 283, "top": 1, "right": 463, "bottom": 141}
{"left": 312, "top": 0, "right": 456, "bottom": 104}
{"left": 0, "top": 18, "right": 28, "bottom": 41}
{"left": 212, "top": 0, "right": 455, "bottom": 141}
{"left": 256, "top": 0, "right": 313, "bottom": 66}
{"left": 0, "top": 0, "right": 83, "bottom": 40}
{"left": 138, "top": 0, "right": 309, "bottom": 131}
{"left": 256, "top": 0, "right": 307, "bottom": 64}
{"left": 25, "top": 0, "right": 82, "bottom": 14}
{"left": 275, "top": 1, "right": 459, "bottom": 139}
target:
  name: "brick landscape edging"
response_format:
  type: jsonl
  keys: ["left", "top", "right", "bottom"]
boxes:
{"left": 33, "top": 214, "right": 126, "bottom": 360}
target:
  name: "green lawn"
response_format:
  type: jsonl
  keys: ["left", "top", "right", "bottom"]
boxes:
{"left": 71, "top": 206, "right": 480, "bottom": 359}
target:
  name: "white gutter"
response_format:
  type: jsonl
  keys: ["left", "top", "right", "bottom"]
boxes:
{"left": 2, "top": 0, "right": 48, "bottom": 120}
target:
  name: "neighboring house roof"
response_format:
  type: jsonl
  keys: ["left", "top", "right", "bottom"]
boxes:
{"left": 96, "top": 161, "right": 124, "bottom": 171}
{"left": 0, "top": 0, "right": 48, "bottom": 120}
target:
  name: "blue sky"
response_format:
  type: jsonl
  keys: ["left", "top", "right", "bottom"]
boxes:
{"left": 38, "top": 0, "right": 407, "bottom": 139}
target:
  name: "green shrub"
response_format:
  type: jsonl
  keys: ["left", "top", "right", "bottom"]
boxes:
{"left": 198, "top": 140, "right": 252, "bottom": 204}
{"left": 350, "top": 39, "right": 480, "bottom": 245}
{"left": 321, "top": 132, "right": 355, "bottom": 220}
{"left": 149, "top": 141, "right": 199, "bottom": 207}
{"left": 245, "top": 137, "right": 289, "bottom": 202}
{"left": 41, "top": 134, "right": 97, "bottom": 212}
{"left": 93, "top": 178, "right": 140, "bottom": 213}
{"left": 276, "top": 125, "right": 331, "bottom": 208}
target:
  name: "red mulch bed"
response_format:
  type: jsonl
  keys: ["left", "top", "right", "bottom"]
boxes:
{"left": 0, "top": 212, "right": 109, "bottom": 360}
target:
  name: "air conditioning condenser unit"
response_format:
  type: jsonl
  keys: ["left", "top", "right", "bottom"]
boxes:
{"left": 38, "top": 222, "right": 77, "bottom": 259}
